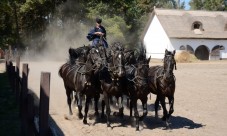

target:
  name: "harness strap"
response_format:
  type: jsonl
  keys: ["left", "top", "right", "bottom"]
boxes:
{"left": 73, "top": 65, "right": 84, "bottom": 84}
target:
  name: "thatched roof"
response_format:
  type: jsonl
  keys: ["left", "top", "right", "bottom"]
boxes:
{"left": 141, "top": 8, "right": 227, "bottom": 40}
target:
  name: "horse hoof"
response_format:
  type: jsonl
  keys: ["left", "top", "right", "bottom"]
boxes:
{"left": 79, "top": 114, "right": 83, "bottom": 119}
{"left": 113, "top": 112, "right": 124, "bottom": 117}
{"left": 139, "top": 117, "right": 144, "bottom": 121}
{"left": 113, "top": 112, "right": 119, "bottom": 116}
{"left": 83, "top": 120, "right": 88, "bottom": 124}
{"left": 162, "top": 116, "right": 167, "bottom": 121}
{"left": 155, "top": 114, "right": 158, "bottom": 119}
{"left": 101, "top": 114, "right": 106, "bottom": 119}
{"left": 166, "top": 121, "right": 170, "bottom": 127}
{"left": 64, "top": 115, "right": 73, "bottom": 120}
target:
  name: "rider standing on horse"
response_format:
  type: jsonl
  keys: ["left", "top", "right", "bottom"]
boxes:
{"left": 87, "top": 17, "right": 108, "bottom": 48}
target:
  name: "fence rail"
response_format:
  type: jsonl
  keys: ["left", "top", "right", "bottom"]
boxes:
{"left": 5, "top": 53, "right": 53, "bottom": 136}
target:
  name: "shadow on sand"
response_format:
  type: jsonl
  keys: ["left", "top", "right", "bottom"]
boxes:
{"left": 89, "top": 102, "right": 205, "bottom": 131}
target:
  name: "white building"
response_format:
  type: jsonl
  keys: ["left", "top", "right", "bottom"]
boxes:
{"left": 141, "top": 8, "right": 227, "bottom": 60}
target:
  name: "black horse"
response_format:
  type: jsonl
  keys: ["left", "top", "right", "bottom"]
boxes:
{"left": 99, "top": 47, "right": 127, "bottom": 128}
{"left": 68, "top": 45, "right": 91, "bottom": 64}
{"left": 148, "top": 49, "right": 177, "bottom": 125}
{"left": 59, "top": 47, "right": 102, "bottom": 124}
{"left": 125, "top": 55, "right": 150, "bottom": 131}
{"left": 124, "top": 49, "right": 136, "bottom": 65}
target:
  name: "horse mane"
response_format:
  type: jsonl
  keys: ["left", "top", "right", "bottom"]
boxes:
{"left": 133, "top": 44, "right": 147, "bottom": 62}
{"left": 68, "top": 46, "right": 91, "bottom": 64}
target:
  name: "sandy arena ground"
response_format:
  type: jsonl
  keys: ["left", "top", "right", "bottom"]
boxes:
{"left": 1, "top": 59, "right": 227, "bottom": 136}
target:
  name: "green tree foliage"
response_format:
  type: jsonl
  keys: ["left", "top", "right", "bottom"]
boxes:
{"left": 1, "top": 0, "right": 186, "bottom": 50}
{"left": 0, "top": 0, "right": 17, "bottom": 48}
{"left": 190, "top": 0, "right": 226, "bottom": 10}
{"left": 19, "top": 0, "right": 56, "bottom": 47}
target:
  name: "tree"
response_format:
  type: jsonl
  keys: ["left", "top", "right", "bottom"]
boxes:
{"left": 0, "top": 0, "right": 18, "bottom": 49}
{"left": 0, "top": 0, "right": 187, "bottom": 50}
{"left": 190, "top": 0, "right": 226, "bottom": 10}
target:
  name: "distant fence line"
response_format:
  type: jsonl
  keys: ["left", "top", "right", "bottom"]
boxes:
{"left": 5, "top": 48, "right": 54, "bottom": 136}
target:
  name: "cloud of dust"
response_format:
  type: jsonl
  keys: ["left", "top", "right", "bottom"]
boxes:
{"left": 20, "top": 0, "right": 141, "bottom": 61}
{"left": 22, "top": 1, "right": 94, "bottom": 62}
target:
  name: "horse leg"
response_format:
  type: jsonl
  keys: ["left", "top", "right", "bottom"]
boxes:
{"left": 168, "top": 96, "right": 174, "bottom": 118}
{"left": 159, "top": 96, "right": 168, "bottom": 122}
{"left": 113, "top": 96, "right": 124, "bottom": 117}
{"left": 77, "top": 92, "right": 83, "bottom": 119}
{"left": 94, "top": 94, "right": 100, "bottom": 116}
{"left": 130, "top": 98, "right": 133, "bottom": 117}
{"left": 73, "top": 91, "right": 78, "bottom": 107}
{"left": 109, "top": 96, "right": 114, "bottom": 105}
{"left": 127, "top": 97, "right": 130, "bottom": 108}
{"left": 83, "top": 96, "right": 91, "bottom": 124}
{"left": 154, "top": 96, "right": 160, "bottom": 118}
{"left": 139, "top": 98, "right": 148, "bottom": 121}
{"left": 101, "top": 98, "right": 105, "bottom": 118}
{"left": 66, "top": 88, "right": 73, "bottom": 116}
{"left": 133, "top": 99, "right": 139, "bottom": 131}
{"left": 104, "top": 92, "right": 111, "bottom": 128}
{"left": 118, "top": 96, "right": 124, "bottom": 117}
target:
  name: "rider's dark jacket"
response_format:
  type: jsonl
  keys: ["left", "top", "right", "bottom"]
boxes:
{"left": 87, "top": 25, "right": 108, "bottom": 48}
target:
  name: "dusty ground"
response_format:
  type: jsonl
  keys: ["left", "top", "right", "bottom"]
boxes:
{"left": 1, "top": 59, "right": 227, "bottom": 136}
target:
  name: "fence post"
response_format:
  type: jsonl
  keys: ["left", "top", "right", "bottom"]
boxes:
{"left": 11, "top": 65, "right": 16, "bottom": 92}
{"left": 27, "top": 93, "right": 35, "bottom": 136}
{"left": 20, "top": 63, "right": 29, "bottom": 135}
{"left": 5, "top": 51, "right": 8, "bottom": 71}
{"left": 39, "top": 72, "right": 51, "bottom": 136}
{"left": 15, "top": 56, "right": 20, "bottom": 102}
{"left": 21, "top": 64, "right": 28, "bottom": 105}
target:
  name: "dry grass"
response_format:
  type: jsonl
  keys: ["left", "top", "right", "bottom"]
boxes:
{"left": 175, "top": 51, "right": 199, "bottom": 63}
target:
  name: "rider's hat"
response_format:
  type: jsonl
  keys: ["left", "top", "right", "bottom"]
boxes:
{"left": 96, "top": 17, "right": 102, "bottom": 24}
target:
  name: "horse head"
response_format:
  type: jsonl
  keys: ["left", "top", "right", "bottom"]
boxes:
{"left": 69, "top": 45, "right": 91, "bottom": 64}
{"left": 134, "top": 56, "right": 150, "bottom": 87}
{"left": 86, "top": 47, "right": 103, "bottom": 74}
{"left": 95, "top": 43, "right": 110, "bottom": 70}
{"left": 108, "top": 50, "right": 126, "bottom": 79}
{"left": 163, "top": 49, "right": 177, "bottom": 79}
{"left": 111, "top": 42, "right": 124, "bottom": 52}
{"left": 124, "top": 49, "right": 136, "bottom": 65}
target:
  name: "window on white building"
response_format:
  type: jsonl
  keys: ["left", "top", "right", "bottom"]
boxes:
{"left": 192, "top": 21, "right": 204, "bottom": 31}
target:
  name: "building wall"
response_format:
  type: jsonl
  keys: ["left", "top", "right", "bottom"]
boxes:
{"left": 143, "top": 15, "right": 171, "bottom": 59}
{"left": 170, "top": 38, "right": 227, "bottom": 60}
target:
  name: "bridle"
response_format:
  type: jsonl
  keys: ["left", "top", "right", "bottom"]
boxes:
{"left": 127, "top": 63, "right": 149, "bottom": 86}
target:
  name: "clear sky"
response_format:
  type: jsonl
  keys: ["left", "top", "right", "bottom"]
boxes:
{"left": 184, "top": 0, "right": 191, "bottom": 10}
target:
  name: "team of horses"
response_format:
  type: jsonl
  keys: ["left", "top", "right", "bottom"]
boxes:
{"left": 58, "top": 42, "right": 177, "bottom": 131}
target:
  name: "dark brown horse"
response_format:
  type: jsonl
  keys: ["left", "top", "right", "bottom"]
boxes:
{"left": 148, "top": 49, "right": 177, "bottom": 125}
{"left": 59, "top": 47, "right": 102, "bottom": 124}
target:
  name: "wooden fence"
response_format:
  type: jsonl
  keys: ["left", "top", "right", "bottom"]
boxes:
{"left": 5, "top": 54, "right": 53, "bottom": 136}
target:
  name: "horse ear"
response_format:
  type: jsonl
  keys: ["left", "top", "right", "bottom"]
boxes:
{"left": 147, "top": 56, "right": 151, "bottom": 64}
{"left": 173, "top": 50, "right": 176, "bottom": 55}
{"left": 165, "top": 49, "right": 168, "bottom": 55}
{"left": 69, "top": 48, "right": 72, "bottom": 54}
